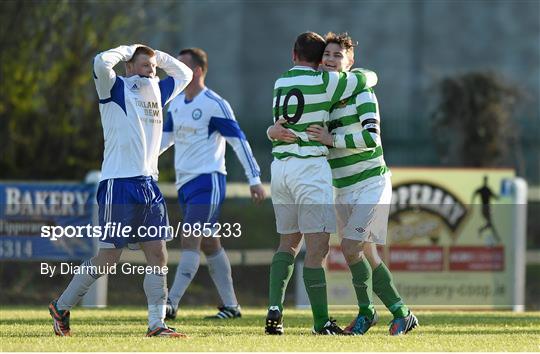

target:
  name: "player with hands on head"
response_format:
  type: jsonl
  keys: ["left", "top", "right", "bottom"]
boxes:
{"left": 49, "top": 44, "right": 192, "bottom": 338}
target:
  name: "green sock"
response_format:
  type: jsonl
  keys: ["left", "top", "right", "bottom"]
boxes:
{"left": 268, "top": 252, "right": 295, "bottom": 312}
{"left": 372, "top": 262, "right": 409, "bottom": 318}
{"left": 303, "top": 267, "right": 329, "bottom": 331}
{"left": 348, "top": 258, "right": 375, "bottom": 319}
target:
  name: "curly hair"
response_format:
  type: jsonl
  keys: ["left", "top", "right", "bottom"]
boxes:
{"left": 324, "top": 32, "right": 357, "bottom": 53}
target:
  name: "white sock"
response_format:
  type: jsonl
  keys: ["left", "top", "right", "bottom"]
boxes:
{"left": 144, "top": 271, "right": 167, "bottom": 330}
{"left": 206, "top": 248, "right": 238, "bottom": 307}
{"left": 168, "top": 250, "right": 200, "bottom": 307}
{"left": 57, "top": 260, "right": 101, "bottom": 311}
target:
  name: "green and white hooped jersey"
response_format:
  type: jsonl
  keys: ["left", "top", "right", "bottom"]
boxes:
{"left": 327, "top": 88, "right": 390, "bottom": 190}
{"left": 272, "top": 66, "right": 377, "bottom": 160}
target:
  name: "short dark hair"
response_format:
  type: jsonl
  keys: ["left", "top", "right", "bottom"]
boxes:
{"left": 293, "top": 32, "right": 326, "bottom": 64}
{"left": 128, "top": 45, "right": 155, "bottom": 63}
{"left": 179, "top": 48, "right": 208, "bottom": 75}
{"left": 324, "top": 32, "right": 357, "bottom": 53}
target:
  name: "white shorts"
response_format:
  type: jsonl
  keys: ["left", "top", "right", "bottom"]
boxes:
{"left": 271, "top": 157, "right": 336, "bottom": 234}
{"left": 335, "top": 175, "right": 392, "bottom": 244}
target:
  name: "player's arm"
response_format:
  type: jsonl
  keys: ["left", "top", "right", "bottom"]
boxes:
{"left": 210, "top": 115, "right": 265, "bottom": 203}
{"left": 159, "top": 111, "right": 175, "bottom": 155}
{"left": 209, "top": 100, "right": 264, "bottom": 201}
{"left": 325, "top": 68, "right": 378, "bottom": 106}
{"left": 156, "top": 50, "right": 193, "bottom": 106}
{"left": 471, "top": 189, "right": 479, "bottom": 203}
{"left": 308, "top": 89, "right": 382, "bottom": 149}
{"left": 331, "top": 88, "right": 381, "bottom": 149}
{"left": 266, "top": 119, "right": 297, "bottom": 143}
{"left": 490, "top": 189, "right": 499, "bottom": 200}
{"left": 93, "top": 45, "right": 138, "bottom": 98}
{"left": 209, "top": 112, "right": 262, "bottom": 186}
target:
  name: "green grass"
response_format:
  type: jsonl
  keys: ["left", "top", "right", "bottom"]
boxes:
{"left": 1, "top": 307, "right": 539, "bottom": 351}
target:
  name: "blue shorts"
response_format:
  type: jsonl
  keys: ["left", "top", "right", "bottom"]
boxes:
{"left": 97, "top": 176, "right": 170, "bottom": 248}
{"left": 178, "top": 173, "right": 226, "bottom": 226}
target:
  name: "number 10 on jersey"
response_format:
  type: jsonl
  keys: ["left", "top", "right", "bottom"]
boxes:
{"left": 274, "top": 88, "right": 305, "bottom": 124}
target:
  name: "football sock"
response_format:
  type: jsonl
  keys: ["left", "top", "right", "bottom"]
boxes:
{"left": 169, "top": 250, "right": 200, "bottom": 307}
{"left": 206, "top": 247, "right": 238, "bottom": 307}
{"left": 144, "top": 270, "right": 167, "bottom": 330}
{"left": 57, "top": 259, "right": 102, "bottom": 311}
{"left": 268, "top": 252, "right": 295, "bottom": 312}
{"left": 303, "top": 267, "right": 329, "bottom": 331}
{"left": 349, "top": 257, "right": 375, "bottom": 319}
{"left": 372, "top": 262, "right": 409, "bottom": 318}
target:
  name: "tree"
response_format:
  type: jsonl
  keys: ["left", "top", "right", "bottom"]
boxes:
{"left": 431, "top": 72, "right": 522, "bottom": 169}
{"left": 0, "top": 0, "right": 180, "bottom": 180}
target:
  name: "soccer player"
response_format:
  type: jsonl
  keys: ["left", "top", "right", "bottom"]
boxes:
{"left": 48, "top": 44, "right": 193, "bottom": 338}
{"left": 160, "top": 48, "right": 265, "bottom": 320}
{"left": 306, "top": 32, "right": 418, "bottom": 335}
{"left": 266, "top": 32, "right": 378, "bottom": 335}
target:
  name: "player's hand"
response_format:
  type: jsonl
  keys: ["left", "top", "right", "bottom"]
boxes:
{"left": 250, "top": 184, "right": 266, "bottom": 204}
{"left": 307, "top": 125, "right": 333, "bottom": 146}
{"left": 268, "top": 119, "right": 297, "bottom": 143}
{"left": 127, "top": 44, "right": 153, "bottom": 61}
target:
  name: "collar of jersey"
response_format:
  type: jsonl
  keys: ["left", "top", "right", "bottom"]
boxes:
{"left": 291, "top": 65, "right": 318, "bottom": 71}
{"left": 184, "top": 87, "right": 208, "bottom": 104}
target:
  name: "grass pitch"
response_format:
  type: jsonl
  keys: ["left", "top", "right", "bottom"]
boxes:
{"left": 1, "top": 307, "right": 539, "bottom": 352}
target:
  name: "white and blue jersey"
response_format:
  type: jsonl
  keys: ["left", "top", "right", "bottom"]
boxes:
{"left": 161, "top": 88, "right": 261, "bottom": 189}
{"left": 92, "top": 45, "right": 193, "bottom": 247}
{"left": 93, "top": 45, "right": 192, "bottom": 181}
{"left": 161, "top": 87, "right": 261, "bottom": 225}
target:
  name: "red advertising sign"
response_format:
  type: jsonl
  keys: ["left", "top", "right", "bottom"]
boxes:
{"left": 388, "top": 246, "right": 443, "bottom": 271}
{"left": 449, "top": 246, "right": 504, "bottom": 271}
{"left": 327, "top": 245, "right": 348, "bottom": 271}
{"left": 326, "top": 245, "right": 385, "bottom": 271}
